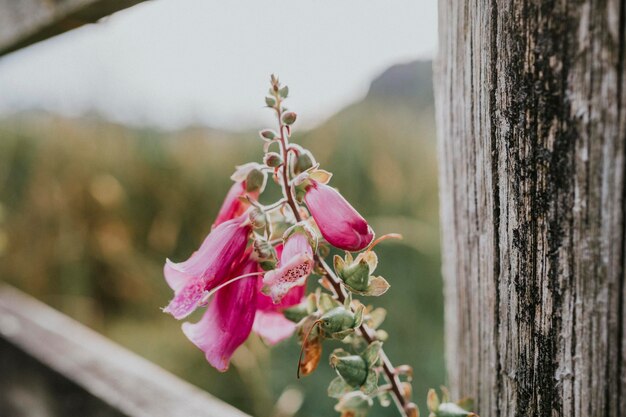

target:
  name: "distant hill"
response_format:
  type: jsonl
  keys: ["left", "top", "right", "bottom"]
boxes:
{"left": 366, "top": 60, "right": 434, "bottom": 108}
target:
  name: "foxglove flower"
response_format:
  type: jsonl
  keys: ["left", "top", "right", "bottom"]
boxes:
{"left": 182, "top": 258, "right": 258, "bottom": 372}
{"left": 213, "top": 180, "right": 258, "bottom": 227}
{"left": 163, "top": 213, "right": 251, "bottom": 319}
{"left": 254, "top": 245, "right": 305, "bottom": 344}
{"left": 303, "top": 180, "right": 374, "bottom": 251}
{"left": 263, "top": 233, "right": 313, "bottom": 303}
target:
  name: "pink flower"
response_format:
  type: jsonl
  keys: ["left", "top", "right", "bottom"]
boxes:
{"left": 163, "top": 213, "right": 251, "bottom": 320}
{"left": 213, "top": 181, "right": 258, "bottom": 228}
{"left": 182, "top": 258, "right": 258, "bottom": 372}
{"left": 304, "top": 180, "right": 374, "bottom": 251}
{"left": 262, "top": 233, "right": 313, "bottom": 303}
{"left": 254, "top": 245, "right": 305, "bottom": 344}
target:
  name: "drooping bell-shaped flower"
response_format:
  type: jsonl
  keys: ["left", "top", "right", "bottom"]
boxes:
{"left": 254, "top": 268, "right": 305, "bottom": 345}
{"left": 213, "top": 180, "right": 259, "bottom": 227}
{"left": 262, "top": 233, "right": 313, "bottom": 303}
{"left": 163, "top": 213, "right": 251, "bottom": 320}
{"left": 303, "top": 180, "right": 374, "bottom": 251}
{"left": 182, "top": 258, "right": 258, "bottom": 372}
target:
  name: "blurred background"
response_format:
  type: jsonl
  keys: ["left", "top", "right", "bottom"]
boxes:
{"left": 0, "top": 1, "right": 441, "bottom": 416}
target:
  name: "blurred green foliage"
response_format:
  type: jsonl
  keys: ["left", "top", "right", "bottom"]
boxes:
{"left": 0, "top": 62, "right": 443, "bottom": 417}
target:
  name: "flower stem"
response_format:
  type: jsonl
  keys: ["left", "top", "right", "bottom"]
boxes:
{"left": 273, "top": 102, "right": 409, "bottom": 417}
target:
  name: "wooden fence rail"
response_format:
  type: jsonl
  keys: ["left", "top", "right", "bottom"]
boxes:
{"left": 0, "top": 284, "right": 251, "bottom": 417}
{"left": 0, "top": 0, "right": 147, "bottom": 57}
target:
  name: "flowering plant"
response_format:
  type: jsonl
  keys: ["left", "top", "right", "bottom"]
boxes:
{"left": 163, "top": 75, "right": 478, "bottom": 417}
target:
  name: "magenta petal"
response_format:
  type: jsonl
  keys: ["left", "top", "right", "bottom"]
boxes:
{"left": 253, "top": 311, "right": 297, "bottom": 345}
{"left": 213, "top": 182, "right": 244, "bottom": 227}
{"left": 257, "top": 282, "right": 305, "bottom": 311}
{"left": 163, "top": 278, "right": 208, "bottom": 320}
{"left": 163, "top": 214, "right": 251, "bottom": 319}
{"left": 304, "top": 180, "right": 374, "bottom": 251}
{"left": 262, "top": 233, "right": 313, "bottom": 303}
{"left": 182, "top": 260, "right": 258, "bottom": 372}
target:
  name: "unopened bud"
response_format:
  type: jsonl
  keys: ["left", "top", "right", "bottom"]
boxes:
{"left": 282, "top": 111, "right": 297, "bottom": 125}
{"left": 294, "top": 150, "right": 315, "bottom": 174}
{"left": 264, "top": 152, "right": 283, "bottom": 168}
{"left": 330, "top": 353, "right": 368, "bottom": 387}
{"left": 260, "top": 129, "right": 276, "bottom": 140}
{"left": 246, "top": 168, "right": 266, "bottom": 192}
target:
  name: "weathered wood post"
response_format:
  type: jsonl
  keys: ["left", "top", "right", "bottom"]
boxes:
{"left": 435, "top": 1, "right": 626, "bottom": 415}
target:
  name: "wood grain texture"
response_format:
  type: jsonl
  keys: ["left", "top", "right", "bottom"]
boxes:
{"left": 0, "top": 284, "right": 251, "bottom": 417}
{"left": 0, "top": 0, "right": 147, "bottom": 57}
{"left": 435, "top": 1, "right": 626, "bottom": 415}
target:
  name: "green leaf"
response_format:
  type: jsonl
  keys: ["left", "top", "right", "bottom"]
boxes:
{"left": 265, "top": 96, "right": 276, "bottom": 107}
{"left": 279, "top": 86, "right": 289, "bottom": 98}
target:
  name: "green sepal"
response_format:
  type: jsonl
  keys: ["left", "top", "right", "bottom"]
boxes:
{"left": 339, "top": 257, "right": 371, "bottom": 291}
{"left": 334, "top": 392, "right": 372, "bottom": 417}
{"left": 334, "top": 255, "right": 345, "bottom": 275}
{"left": 330, "top": 351, "right": 368, "bottom": 387}
{"left": 318, "top": 293, "right": 341, "bottom": 313}
{"left": 353, "top": 304, "right": 365, "bottom": 328}
{"left": 361, "top": 370, "right": 378, "bottom": 395}
{"left": 259, "top": 260, "right": 277, "bottom": 271}
{"left": 362, "top": 341, "right": 382, "bottom": 366}
{"left": 283, "top": 303, "right": 309, "bottom": 323}
{"left": 367, "top": 307, "right": 387, "bottom": 329}
{"left": 327, "top": 376, "right": 352, "bottom": 399}
{"left": 329, "top": 328, "right": 356, "bottom": 340}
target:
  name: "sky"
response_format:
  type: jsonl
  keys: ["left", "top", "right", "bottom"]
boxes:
{"left": 0, "top": 0, "right": 437, "bottom": 130}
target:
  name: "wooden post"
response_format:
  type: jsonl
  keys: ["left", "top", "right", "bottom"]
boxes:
{"left": 435, "top": 1, "right": 626, "bottom": 415}
{"left": 0, "top": 0, "right": 146, "bottom": 57}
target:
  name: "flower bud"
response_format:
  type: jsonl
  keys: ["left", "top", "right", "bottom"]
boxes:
{"left": 335, "top": 255, "right": 370, "bottom": 291}
{"left": 330, "top": 353, "right": 368, "bottom": 387}
{"left": 303, "top": 180, "right": 374, "bottom": 251}
{"left": 264, "top": 152, "right": 283, "bottom": 168}
{"left": 260, "top": 129, "right": 276, "bottom": 140}
{"left": 282, "top": 111, "right": 297, "bottom": 125}
{"left": 318, "top": 304, "right": 364, "bottom": 339}
{"left": 294, "top": 149, "right": 315, "bottom": 174}
{"left": 246, "top": 168, "right": 266, "bottom": 192}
